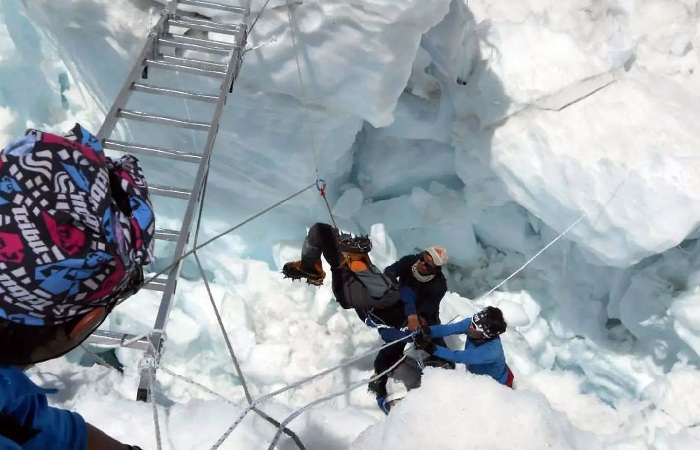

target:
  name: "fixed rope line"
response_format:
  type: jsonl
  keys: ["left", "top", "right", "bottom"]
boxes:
{"left": 283, "top": 0, "right": 339, "bottom": 228}
{"left": 193, "top": 251, "right": 254, "bottom": 401}
{"left": 267, "top": 354, "right": 409, "bottom": 450}
{"left": 141, "top": 182, "right": 315, "bottom": 288}
{"left": 81, "top": 326, "right": 416, "bottom": 447}
{"left": 209, "top": 332, "right": 417, "bottom": 448}
{"left": 248, "top": 0, "right": 273, "bottom": 35}
{"left": 131, "top": 351, "right": 163, "bottom": 450}
{"left": 476, "top": 163, "right": 634, "bottom": 303}
{"left": 148, "top": 366, "right": 163, "bottom": 450}
{"left": 315, "top": 178, "right": 338, "bottom": 229}
{"left": 285, "top": 0, "right": 320, "bottom": 177}
{"left": 472, "top": 212, "right": 589, "bottom": 304}
{"left": 446, "top": 161, "right": 639, "bottom": 327}
{"left": 79, "top": 344, "right": 120, "bottom": 370}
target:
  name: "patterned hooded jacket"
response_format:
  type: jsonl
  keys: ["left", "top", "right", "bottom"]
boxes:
{"left": 0, "top": 123, "right": 155, "bottom": 326}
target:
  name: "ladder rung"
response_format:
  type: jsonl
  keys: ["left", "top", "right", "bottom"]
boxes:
{"left": 160, "top": 54, "right": 228, "bottom": 72}
{"left": 85, "top": 330, "right": 150, "bottom": 350}
{"left": 171, "top": 15, "right": 243, "bottom": 31}
{"left": 104, "top": 139, "right": 203, "bottom": 163}
{"left": 155, "top": 228, "right": 180, "bottom": 242}
{"left": 146, "top": 58, "right": 226, "bottom": 78}
{"left": 149, "top": 183, "right": 192, "bottom": 200}
{"left": 169, "top": 17, "right": 243, "bottom": 36}
{"left": 132, "top": 82, "right": 218, "bottom": 104}
{"left": 118, "top": 109, "right": 211, "bottom": 132}
{"left": 178, "top": 0, "right": 246, "bottom": 14}
{"left": 144, "top": 277, "right": 168, "bottom": 292}
{"left": 158, "top": 34, "right": 233, "bottom": 55}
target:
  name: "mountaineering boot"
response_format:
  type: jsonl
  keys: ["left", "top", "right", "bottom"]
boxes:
{"left": 338, "top": 234, "right": 372, "bottom": 254}
{"left": 282, "top": 259, "right": 325, "bottom": 286}
{"left": 368, "top": 374, "right": 390, "bottom": 414}
{"left": 367, "top": 373, "right": 388, "bottom": 398}
{"left": 376, "top": 396, "right": 391, "bottom": 415}
{"left": 282, "top": 237, "right": 326, "bottom": 285}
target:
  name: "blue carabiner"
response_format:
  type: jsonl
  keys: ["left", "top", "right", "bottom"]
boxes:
{"left": 316, "top": 178, "right": 326, "bottom": 192}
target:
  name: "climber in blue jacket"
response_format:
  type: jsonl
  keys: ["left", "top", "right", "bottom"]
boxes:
{"left": 415, "top": 306, "right": 514, "bottom": 387}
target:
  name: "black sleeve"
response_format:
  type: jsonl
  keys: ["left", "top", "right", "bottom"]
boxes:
{"left": 419, "top": 277, "right": 448, "bottom": 320}
{"left": 384, "top": 255, "right": 416, "bottom": 280}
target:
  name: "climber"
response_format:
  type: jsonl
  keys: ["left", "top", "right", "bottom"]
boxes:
{"left": 364, "top": 246, "right": 453, "bottom": 412}
{"left": 414, "top": 305, "right": 514, "bottom": 387}
{"left": 377, "top": 353, "right": 453, "bottom": 414}
{"left": 0, "top": 124, "right": 153, "bottom": 449}
{"left": 282, "top": 222, "right": 401, "bottom": 310}
{"left": 282, "top": 224, "right": 455, "bottom": 413}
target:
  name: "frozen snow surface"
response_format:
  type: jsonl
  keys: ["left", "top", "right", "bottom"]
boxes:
{"left": 4, "top": 0, "right": 700, "bottom": 448}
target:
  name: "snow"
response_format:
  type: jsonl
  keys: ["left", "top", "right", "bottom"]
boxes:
{"left": 3, "top": 0, "right": 700, "bottom": 449}
{"left": 353, "top": 369, "right": 604, "bottom": 450}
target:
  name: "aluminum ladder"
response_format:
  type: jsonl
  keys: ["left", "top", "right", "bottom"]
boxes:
{"left": 86, "top": 0, "right": 249, "bottom": 402}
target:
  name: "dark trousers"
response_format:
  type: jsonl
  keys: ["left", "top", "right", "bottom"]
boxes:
{"left": 374, "top": 333, "right": 450, "bottom": 375}
{"left": 304, "top": 222, "right": 341, "bottom": 267}
{"left": 367, "top": 306, "right": 453, "bottom": 375}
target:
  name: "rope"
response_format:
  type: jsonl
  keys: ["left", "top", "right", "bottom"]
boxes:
{"left": 142, "top": 183, "right": 315, "bottom": 289}
{"left": 248, "top": 0, "right": 273, "bottom": 35}
{"left": 446, "top": 160, "right": 638, "bottom": 326}
{"left": 267, "top": 354, "right": 409, "bottom": 450}
{"left": 472, "top": 213, "right": 588, "bottom": 303}
{"left": 148, "top": 369, "right": 163, "bottom": 450}
{"left": 194, "top": 251, "right": 254, "bottom": 403}
{"left": 79, "top": 345, "right": 119, "bottom": 370}
{"left": 480, "top": 165, "right": 632, "bottom": 301}
{"left": 139, "top": 356, "right": 163, "bottom": 450}
{"left": 193, "top": 245, "right": 307, "bottom": 448}
{"left": 81, "top": 322, "right": 415, "bottom": 448}
{"left": 315, "top": 178, "right": 338, "bottom": 229}
{"left": 285, "top": 0, "right": 320, "bottom": 176}
{"left": 284, "top": 1, "right": 339, "bottom": 228}
{"left": 209, "top": 332, "right": 417, "bottom": 448}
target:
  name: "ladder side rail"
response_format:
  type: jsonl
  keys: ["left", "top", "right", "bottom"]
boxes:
{"left": 244, "top": 0, "right": 252, "bottom": 18}
{"left": 136, "top": 36, "right": 248, "bottom": 398}
{"left": 96, "top": 0, "right": 179, "bottom": 141}
{"left": 149, "top": 32, "right": 246, "bottom": 342}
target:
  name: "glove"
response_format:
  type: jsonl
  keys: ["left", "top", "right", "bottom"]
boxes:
{"left": 407, "top": 314, "right": 421, "bottom": 331}
{"left": 414, "top": 327, "right": 436, "bottom": 354}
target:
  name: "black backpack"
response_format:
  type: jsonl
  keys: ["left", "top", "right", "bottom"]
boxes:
{"left": 334, "top": 235, "right": 400, "bottom": 309}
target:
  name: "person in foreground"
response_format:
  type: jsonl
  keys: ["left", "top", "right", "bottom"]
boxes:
{"left": 0, "top": 124, "right": 154, "bottom": 449}
{"left": 414, "top": 305, "right": 515, "bottom": 388}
